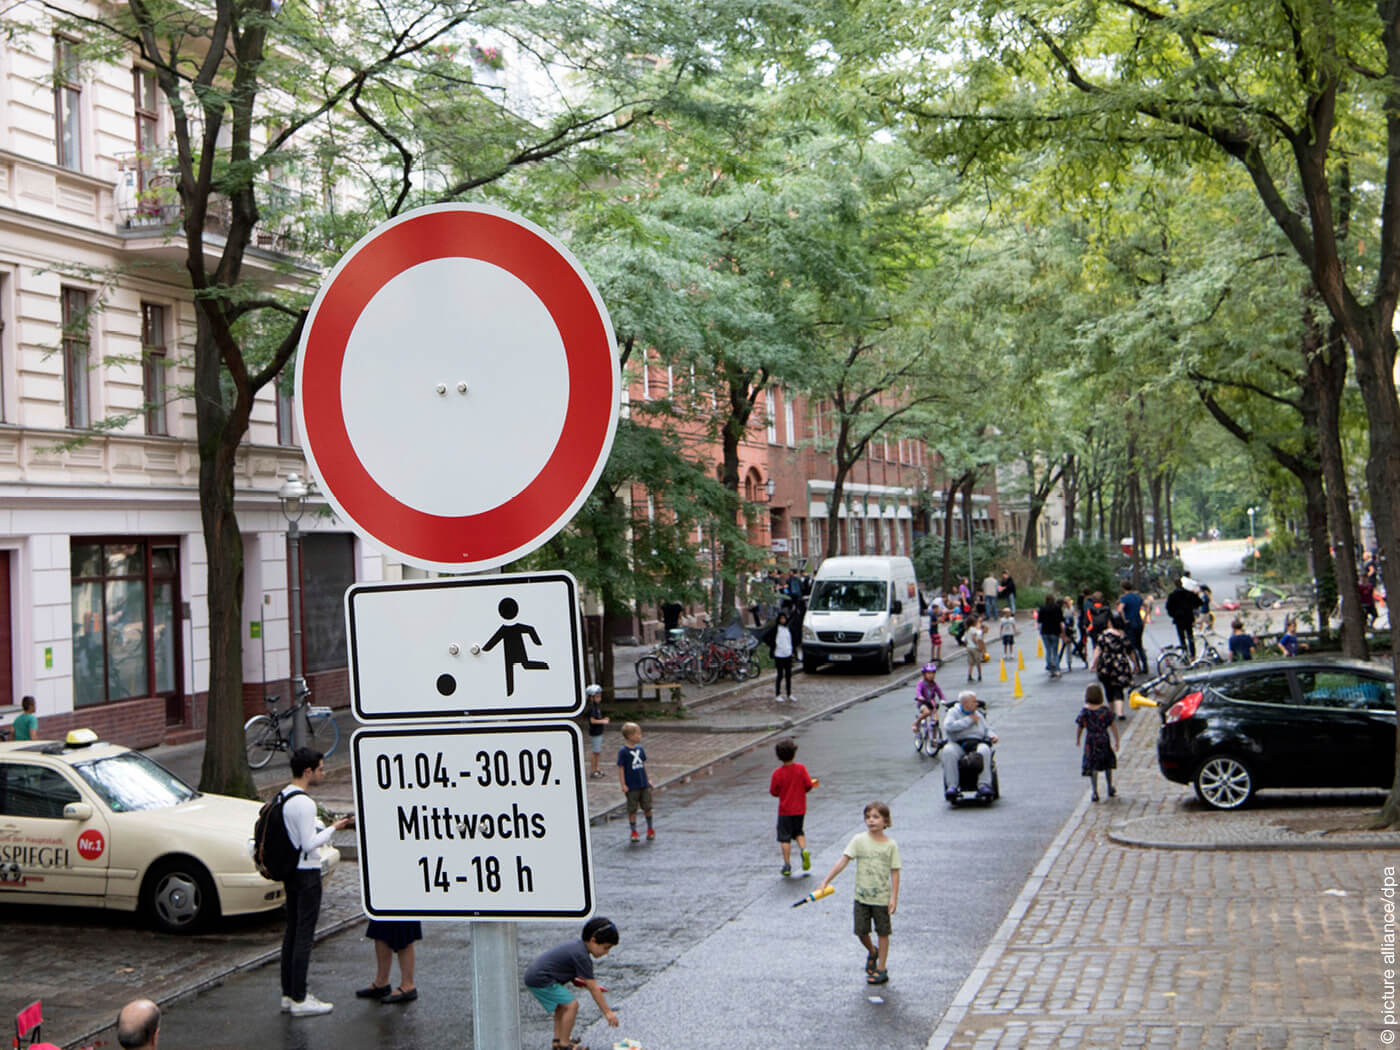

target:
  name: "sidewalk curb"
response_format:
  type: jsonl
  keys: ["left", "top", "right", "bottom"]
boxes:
{"left": 1107, "top": 819, "right": 1400, "bottom": 851}
{"left": 923, "top": 713, "right": 1152, "bottom": 1050}
{"left": 588, "top": 667, "right": 921, "bottom": 825}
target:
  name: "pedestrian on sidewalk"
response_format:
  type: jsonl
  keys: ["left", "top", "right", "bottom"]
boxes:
{"left": 999, "top": 571, "right": 1017, "bottom": 614}
{"left": 617, "top": 723, "right": 655, "bottom": 842}
{"left": 12, "top": 694, "right": 37, "bottom": 740}
{"left": 356, "top": 920, "right": 421, "bottom": 1004}
{"left": 1090, "top": 614, "right": 1135, "bottom": 722}
{"left": 1038, "top": 594, "right": 1063, "bottom": 676}
{"left": 279, "top": 747, "right": 353, "bottom": 1017}
{"left": 982, "top": 573, "right": 1000, "bottom": 618}
{"left": 1228, "top": 619, "right": 1256, "bottom": 661}
{"left": 998, "top": 609, "right": 1017, "bottom": 657}
{"left": 814, "top": 801, "right": 901, "bottom": 987}
{"left": 1075, "top": 683, "right": 1119, "bottom": 801}
{"left": 761, "top": 610, "right": 795, "bottom": 702}
{"left": 523, "top": 917, "right": 620, "bottom": 1050}
{"left": 928, "top": 605, "right": 943, "bottom": 664}
{"left": 769, "top": 737, "right": 818, "bottom": 877}
{"left": 585, "top": 684, "right": 608, "bottom": 778}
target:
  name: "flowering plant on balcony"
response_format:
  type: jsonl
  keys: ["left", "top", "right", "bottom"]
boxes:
{"left": 469, "top": 41, "right": 504, "bottom": 69}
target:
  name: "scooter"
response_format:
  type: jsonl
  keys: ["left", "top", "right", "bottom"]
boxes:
{"left": 943, "top": 739, "right": 999, "bottom": 806}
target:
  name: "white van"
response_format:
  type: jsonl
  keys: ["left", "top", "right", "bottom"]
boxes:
{"left": 800, "top": 556, "right": 921, "bottom": 674}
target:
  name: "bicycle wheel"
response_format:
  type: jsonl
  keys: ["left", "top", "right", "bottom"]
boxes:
{"left": 636, "top": 656, "right": 664, "bottom": 683}
{"left": 308, "top": 711, "right": 340, "bottom": 758}
{"left": 697, "top": 653, "right": 721, "bottom": 686}
{"left": 244, "top": 715, "right": 280, "bottom": 769}
{"left": 1157, "top": 649, "right": 1189, "bottom": 677}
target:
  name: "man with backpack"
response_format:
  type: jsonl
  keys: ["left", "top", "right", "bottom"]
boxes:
{"left": 275, "top": 747, "right": 352, "bottom": 1016}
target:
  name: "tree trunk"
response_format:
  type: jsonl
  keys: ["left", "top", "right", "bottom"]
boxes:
{"left": 1308, "top": 322, "right": 1366, "bottom": 657}
{"left": 194, "top": 326, "right": 255, "bottom": 798}
{"left": 1351, "top": 325, "right": 1400, "bottom": 827}
{"left": 1062, "top": 454, "right": 1078, "bottom": 542}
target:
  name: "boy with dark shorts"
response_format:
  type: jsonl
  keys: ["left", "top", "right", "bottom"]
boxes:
{"left": 617, "top": 722, "right": 654, "bottom": 842}
{"left": 523, "top": 916, "right": 620, "bottom": 1050}
{"left": 769, "top": 737, "right": 818, "bottom": 877}
{"left": 814, "top": 800, "right": 901, "bottom": 986}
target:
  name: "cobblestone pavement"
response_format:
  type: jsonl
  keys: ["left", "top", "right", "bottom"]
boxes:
{"left": 926, "top": 708, "right": 1399, "bottom": 1050}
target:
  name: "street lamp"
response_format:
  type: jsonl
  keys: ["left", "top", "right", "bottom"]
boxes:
{"left": 1247, "top": 506, "right": 1259, "bottom": 552}
{"left": 279, "top": 472, "right": 312, "bottom": 752}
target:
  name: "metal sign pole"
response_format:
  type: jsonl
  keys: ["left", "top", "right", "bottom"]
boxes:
{"left": 472, "top": 920, "right": 521, "bottom": 1047}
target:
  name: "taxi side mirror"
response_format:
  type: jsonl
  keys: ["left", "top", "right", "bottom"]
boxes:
{"left": 63, "top": 802, "right": 93, "bottom": 821}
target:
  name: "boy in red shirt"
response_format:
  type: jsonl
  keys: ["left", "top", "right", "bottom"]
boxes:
{"left": 769, "top": 737, "right": 818, "bottom": 877}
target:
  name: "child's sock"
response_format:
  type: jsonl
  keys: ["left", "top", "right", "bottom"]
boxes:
{"left": 645, "top": 815, "right": 654, "bottom": 831}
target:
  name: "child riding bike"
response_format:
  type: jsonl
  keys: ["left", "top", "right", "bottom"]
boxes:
{"left": 912, "top": 662, "right": 946, "bottom": 738}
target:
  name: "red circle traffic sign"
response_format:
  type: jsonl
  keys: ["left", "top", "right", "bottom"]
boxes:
{"left": 296, "top": 204, "right": 619, "bottom": 570}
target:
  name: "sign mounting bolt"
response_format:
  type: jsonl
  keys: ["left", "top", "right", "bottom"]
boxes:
{"left": 457, "top": 381, "right": 469, "bottom": 394}
{"left": 435, "top": 383, "right": 447, "bottom": 395}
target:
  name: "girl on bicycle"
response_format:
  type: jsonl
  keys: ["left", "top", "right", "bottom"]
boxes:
{"left": 912, "top": 662, "right": 945, "bottom": 736}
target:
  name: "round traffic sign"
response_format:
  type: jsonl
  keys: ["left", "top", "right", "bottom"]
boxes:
{"left": 295, "top": 204, "right": 619, "bottom": 570}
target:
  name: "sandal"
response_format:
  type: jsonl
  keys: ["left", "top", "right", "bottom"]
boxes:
{"left": 865, "top": 952, "right": 879, "bottom": 976}
{"left": 867, "top": 969, "right": 889, "bottom": 985}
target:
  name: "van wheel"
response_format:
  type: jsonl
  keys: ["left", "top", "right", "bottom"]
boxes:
{"left": 878, "top": 644, "right": 894, "bottom": 675}
{"left": 802, "top": 655, "right": 821, "bottom": 675}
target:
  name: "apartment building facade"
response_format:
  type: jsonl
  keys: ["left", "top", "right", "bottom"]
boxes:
{"left": 0, "top": 9, "right": 381, "bottom": 747}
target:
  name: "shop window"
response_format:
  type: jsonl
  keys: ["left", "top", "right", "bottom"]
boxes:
{"left": 298, "top": 534, "right": 355, "bottom": 673}
{"left": 71, "top": 539, "right": 181, "bottom": 707}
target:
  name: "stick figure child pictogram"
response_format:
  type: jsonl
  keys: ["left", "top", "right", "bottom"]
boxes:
{"left": 482, "top": 596, "right": 550, "bottom": 696}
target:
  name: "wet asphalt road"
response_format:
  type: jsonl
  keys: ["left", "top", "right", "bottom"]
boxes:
{"left": 147, "top": 654, "right": 1101, "bottom": 1050}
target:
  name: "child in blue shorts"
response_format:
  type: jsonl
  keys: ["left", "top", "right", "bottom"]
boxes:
{"left": 523, "top": 916, "right": 620, "bottom": 1049}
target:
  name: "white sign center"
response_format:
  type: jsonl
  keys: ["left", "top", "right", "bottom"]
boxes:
{"left": 339, "top": 257, "right": 570, "bottom": 517}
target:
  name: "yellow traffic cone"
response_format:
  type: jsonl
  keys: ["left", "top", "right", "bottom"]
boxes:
{"left": 999, "top": 657, "right": 1008, "bottom": 682}
{"left": 1035, "top": 636, "right": 1043, "bottom": 660}
{"left": 1017, "top": 648, "right": 1025, "bottom": 671}
{"left": 1012, "top": 669, "right": 1024, "bottom": 699}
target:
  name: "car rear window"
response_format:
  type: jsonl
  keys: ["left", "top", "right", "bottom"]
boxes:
{"left": 71, "top": 752, "right": 197, "bottom": 812}
{"left": 1212, "top": 670, "right": 1293, "bottom": 706}
{"left": 1294, "top": 670, "right": 1395, "bottom": 711}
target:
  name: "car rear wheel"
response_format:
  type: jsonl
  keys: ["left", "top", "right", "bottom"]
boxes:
{"left": 1193, "top": 755, "right": 1255, "bottom": 810}
{"left": 143, "top": 858, "right": 218, "bottom": 934}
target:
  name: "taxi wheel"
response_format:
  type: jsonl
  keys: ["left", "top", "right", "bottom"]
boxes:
{"left": 143, "top": 858, "right": 218, "bottom": 934}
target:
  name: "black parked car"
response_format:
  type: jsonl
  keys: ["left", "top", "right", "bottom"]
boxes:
{"left": 1155, "top": 658, "right": 1396, "bottom": 810}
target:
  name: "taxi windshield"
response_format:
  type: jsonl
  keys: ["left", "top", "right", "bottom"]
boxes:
{"left": 71, "top": 752, "right": 197, "bottom": 812}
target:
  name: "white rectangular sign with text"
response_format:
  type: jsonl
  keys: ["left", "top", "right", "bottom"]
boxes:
{"left": 352, "top": 723, "right": 593, "bottom": 920}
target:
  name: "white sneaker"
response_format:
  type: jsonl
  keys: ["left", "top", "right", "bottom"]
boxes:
{"left": 280, "top": 995, "right": 293, "bottom": 1012}
{"left": 289, "top": 995, "right": 334, "bottom": 1016}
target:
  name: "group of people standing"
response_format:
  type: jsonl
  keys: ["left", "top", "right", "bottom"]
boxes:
{"left": 1036, "top": 581, "right": 1147, "bottom": 720}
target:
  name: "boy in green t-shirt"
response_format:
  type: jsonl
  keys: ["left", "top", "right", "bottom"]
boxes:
{"left": 814, "top": 800, "right": 901, "bottom": 986}
{"left": 12, "top": 696, "right": 37, "bottom": 741}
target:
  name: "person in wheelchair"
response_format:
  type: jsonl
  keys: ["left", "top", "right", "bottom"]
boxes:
{"left": 941, "top": 690, "right": 998, "bottom": 801}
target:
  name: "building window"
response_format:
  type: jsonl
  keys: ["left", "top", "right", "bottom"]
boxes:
{"left": 298, "top": 534, "right": 355, "bottom": 673}
{"left": 142, "top": 302, "right": 167, "bottom": 436}
{"left": 791, "top": 518, "right": 803, "bottom": 559}
{"left": 767, "top": 388, "right": 779, "bottom": 444}
{"left": 61, "top": 287, "right": 91, "bottom": 429}
{"left": 810, "top": 517, "right": 823, "bottom": 557}
{"left": 785, "top": 398, "right": 795, "bottom": 447}
{"left": 276, "top": 385, "right": 296, "bottom": 446}
{"left": 71, "top": 539, "right": 181, "bottom": 707}
{"left": 54, "top": 38, "right": 82, "bottom": 171}
{"left": 133, "top": 68, "right": 160, "bottom": 212}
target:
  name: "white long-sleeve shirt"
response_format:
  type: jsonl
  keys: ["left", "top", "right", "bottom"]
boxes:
{"left": 281, "top": 786, "right": 334, "bottom": 870}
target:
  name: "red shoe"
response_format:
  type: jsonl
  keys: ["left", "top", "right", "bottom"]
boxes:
{"left": 646, "top": 828, "right": 655, "bottom": 841}
{"left": 629, "top": 828, "right": 640, "bottom": 842}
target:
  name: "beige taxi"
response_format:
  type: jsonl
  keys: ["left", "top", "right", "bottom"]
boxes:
{"left": 0, "top": 731, "right": 340, "bottom": 932}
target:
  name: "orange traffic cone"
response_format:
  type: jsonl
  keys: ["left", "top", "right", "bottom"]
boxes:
{"left": 1017, "top": 648, "right": 1025, "bottom": 671}
{"left": 999, "top": 657, "right": 1008, "bottom": 682}
{"left": 1036, "top": 636, "right": 1043, "bottom": 660}
{"left": 1012, "top": 669, "right": 1025, "bottom": 699}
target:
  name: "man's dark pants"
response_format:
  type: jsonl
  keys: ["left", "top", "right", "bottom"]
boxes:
{"left": 282, "top": 868, "right": 322, "bottom": 1001}
{"left": 1127, "top": 623, "right": 1147, "bottom": 671}
{"left": 1174, "top": 621, "right": 1196, "bottom": 660}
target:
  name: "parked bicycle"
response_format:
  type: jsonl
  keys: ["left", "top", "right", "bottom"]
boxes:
{"left": 244, "top": 688, "right": 339, "bottom": 769}
{"left": 1155, "top": 633, "right": 1225, "bottom": 677}
{"left": 1245, "top": 579, "right": 1312, "bottom": 609}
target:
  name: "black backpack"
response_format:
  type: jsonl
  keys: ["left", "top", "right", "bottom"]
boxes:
{"left": 253, "top": 788, "right": 304, "bottom": 882}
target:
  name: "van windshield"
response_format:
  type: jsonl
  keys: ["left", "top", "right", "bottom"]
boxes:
{"left": 809, "top": 579, "right": 887, "bottom": 612}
